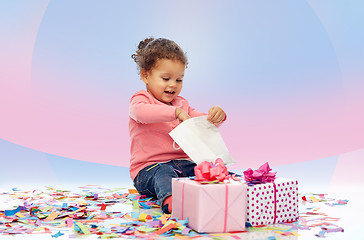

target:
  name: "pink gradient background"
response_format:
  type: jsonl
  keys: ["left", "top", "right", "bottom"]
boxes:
{"left": 1, "top": 1, "right": 364, "bottom": 188}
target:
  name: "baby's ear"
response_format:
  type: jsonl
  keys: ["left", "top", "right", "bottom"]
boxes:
{"left": 140, "top": 69, "right": 149, "bottom": 84}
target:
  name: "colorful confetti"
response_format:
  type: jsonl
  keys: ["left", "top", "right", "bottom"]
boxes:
{"left": 0, "top": 186, "right": 347, "bottom": 239}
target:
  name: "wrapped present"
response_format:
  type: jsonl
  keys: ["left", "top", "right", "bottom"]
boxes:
{"left": 246, "top": 177, "right": 299, "bottom": 226}
{"left": 172, "top": 178, "right": 247, "bottom": 233}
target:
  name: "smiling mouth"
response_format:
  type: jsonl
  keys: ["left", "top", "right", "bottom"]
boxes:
{"left": 164, "top": 91, "right": 175, "bottom": 94}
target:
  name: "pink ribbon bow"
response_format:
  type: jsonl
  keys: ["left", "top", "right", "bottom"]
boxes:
{"left": 194, "top": 158, "right": 229, "bottom": 182}
{"left": 243, "top": 162, "right": 276, "bottom": 183}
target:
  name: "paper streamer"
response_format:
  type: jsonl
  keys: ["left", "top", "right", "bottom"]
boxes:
{"left": 75, "top": 222, "right": 91, "bottom": 235}
{"left": 5, "top": 206, "right": 21, "bottom": 216}
{"left": 51, "top": 231, "right": 64, "bottom": 238}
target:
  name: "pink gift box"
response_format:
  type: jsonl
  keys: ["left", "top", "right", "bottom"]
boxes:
{"left": 246, "top": 178, "right": 299, "bottom": 226}
{"left": 172, "top": 178, "right": 247, "bottom": 233}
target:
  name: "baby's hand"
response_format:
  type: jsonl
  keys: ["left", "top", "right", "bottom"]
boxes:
{"left": 175, "top": 108, "right": 191, "bottom": 123}
{"left": 207, "top": 106, "right": 226, "bottom": 124}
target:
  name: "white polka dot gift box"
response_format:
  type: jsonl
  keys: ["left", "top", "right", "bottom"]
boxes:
{"left": 246, "top": 177, "right": 299, "bottom": 226}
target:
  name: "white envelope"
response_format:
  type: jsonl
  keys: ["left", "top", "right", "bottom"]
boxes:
{"left": 169, "top": 116, "right": 234, "bottom": 165}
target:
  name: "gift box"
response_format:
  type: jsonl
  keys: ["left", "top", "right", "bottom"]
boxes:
{"left": 172, "top": 178, "right": 247, "bottom": 233}
{"left": 246, "top": 177, "right": 299, "bottom": 226}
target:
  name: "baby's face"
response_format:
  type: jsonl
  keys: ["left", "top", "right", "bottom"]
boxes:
{"left": 142, "top": 59, "right": 185, "bottom": 104}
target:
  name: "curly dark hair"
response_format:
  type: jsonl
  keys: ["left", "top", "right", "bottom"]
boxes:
{"left": 131, "top": 37, "right": 188, "bottom": 74}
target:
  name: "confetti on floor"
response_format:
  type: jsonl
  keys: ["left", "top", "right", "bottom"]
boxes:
{"left": 0, "top": 185, "right": 347, "bottom": 239}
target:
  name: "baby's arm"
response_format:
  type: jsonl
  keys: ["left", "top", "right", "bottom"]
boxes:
{"left": 130, "top": 97, "right": 176, "bottom": 124}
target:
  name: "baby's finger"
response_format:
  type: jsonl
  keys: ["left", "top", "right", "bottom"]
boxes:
{"left": 208, "top": 107, "right": 216, "bottom": 116}
{"left": 212, "top": 113, "right": 221, "bottom": 123}
{"left": 214, "top": 111, "right": 226, "bottom": 123}
{"left": 208, "top": 111, "right": 218, "bottom": 123}
{"left": 215, "top": 113, "right": 225, "bottom": 123}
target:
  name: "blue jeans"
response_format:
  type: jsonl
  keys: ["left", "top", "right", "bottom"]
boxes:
{"left": 133, "top": 159, "right": 196, "bottom": 206}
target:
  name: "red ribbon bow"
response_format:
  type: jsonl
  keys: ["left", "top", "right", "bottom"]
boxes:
{"left": 194, "top": 158, "right": 229, "bottom": 182}
{"left": 243, "top": 162, "right": 276, "bottom": 183}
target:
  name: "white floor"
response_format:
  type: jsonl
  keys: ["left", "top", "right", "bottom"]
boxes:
{"left": 0, "top": 182, "right": 362, "bottom": 240}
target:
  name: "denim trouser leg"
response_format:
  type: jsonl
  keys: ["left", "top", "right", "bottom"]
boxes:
{"left": 171, "top": 160, "right": 196, "bottom": 177}
{"left": 133, "top": 160, "right": 196, "bottom": 206}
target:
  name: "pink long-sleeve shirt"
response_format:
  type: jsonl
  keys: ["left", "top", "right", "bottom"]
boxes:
{"left": 129, "top": 90, "right": 206, "bottom": 180}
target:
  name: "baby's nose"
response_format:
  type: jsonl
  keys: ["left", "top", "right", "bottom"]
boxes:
{"left": 169, "top": 80, "right": 177, "bottom": 87}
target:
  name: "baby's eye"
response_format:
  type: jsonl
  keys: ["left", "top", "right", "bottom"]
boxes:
{"left": 176, "top": 79, "right": 183, "bottom": 82}
{"left": 162, "top": 77, "right": 170, "bottom": 81}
